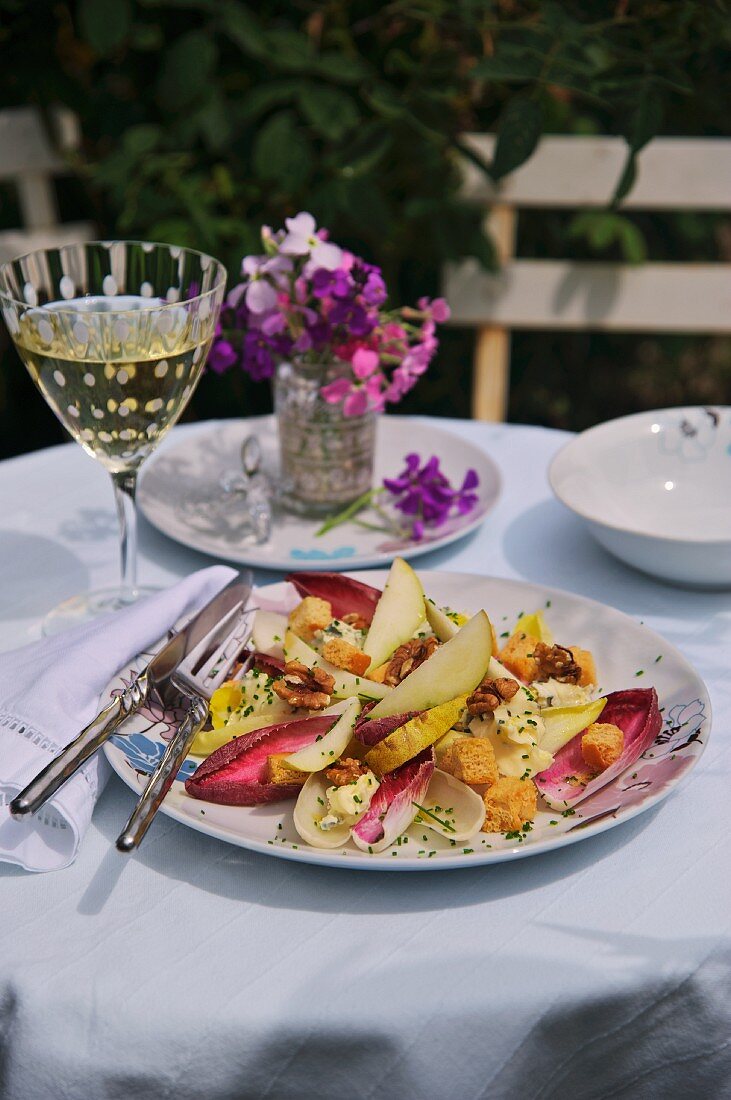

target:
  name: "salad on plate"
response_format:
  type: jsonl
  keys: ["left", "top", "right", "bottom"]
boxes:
{"left": 182, "top": 559, "right": 662, "bottom": 853}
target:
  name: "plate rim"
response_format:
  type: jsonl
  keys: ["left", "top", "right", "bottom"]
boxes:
{"left": 137, "top": 415, "right": 502, "bottom": 570}
{"left": 549, "top": 404, "right": 731, "bottom": 547}
{"left": 103, "top": 568, "right": 712, "bottom": 871}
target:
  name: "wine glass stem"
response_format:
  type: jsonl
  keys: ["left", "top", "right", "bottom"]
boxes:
{"left": 111, "top": 470, "right": 139, "bottom": 598}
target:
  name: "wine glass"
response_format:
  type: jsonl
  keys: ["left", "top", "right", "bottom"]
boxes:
{"left": 0, "top": 240, "right": 226, "bottom": 633}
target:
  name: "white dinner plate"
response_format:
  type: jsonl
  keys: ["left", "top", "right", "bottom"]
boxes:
{"left": 137, "top": 416, "right": 501, "bottom": 570}
{"left": 103, "top": 571, "right": 710, "bottom": 871}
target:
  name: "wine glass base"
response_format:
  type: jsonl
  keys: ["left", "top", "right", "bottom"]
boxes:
{"left": 41, "top": 586, "right": 160, "bottom": 636}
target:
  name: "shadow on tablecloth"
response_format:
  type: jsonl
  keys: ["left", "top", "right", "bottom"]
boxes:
{"left": 75, "top": 778, "right": 661, "bottom": 919}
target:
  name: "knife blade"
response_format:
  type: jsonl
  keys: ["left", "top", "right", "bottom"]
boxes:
{"left": 9, "top": 571, "right": 254, "bottom": 818}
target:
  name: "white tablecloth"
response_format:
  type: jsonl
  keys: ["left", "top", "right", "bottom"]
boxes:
{"left": 1, "top": 418, "right": 730, "bottom": 1100}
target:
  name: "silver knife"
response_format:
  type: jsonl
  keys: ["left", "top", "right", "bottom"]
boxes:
{"left": 9, "top": 571, "right": 253, "bottom": 818}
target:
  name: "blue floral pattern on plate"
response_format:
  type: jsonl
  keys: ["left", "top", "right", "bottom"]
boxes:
{"left": 110, "top": 732, "right": 198, "bottom": 781}
{"left": 290, "top": 546, "right": 357, "bottom": 560}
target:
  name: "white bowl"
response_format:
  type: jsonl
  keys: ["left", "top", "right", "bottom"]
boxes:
{"left": 549, "top": 406, "right": 731, "bottom": 587}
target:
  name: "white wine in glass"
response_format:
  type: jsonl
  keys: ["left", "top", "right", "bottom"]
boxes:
{"left": 0, "top": 242, "right": 227, "bottom": 632}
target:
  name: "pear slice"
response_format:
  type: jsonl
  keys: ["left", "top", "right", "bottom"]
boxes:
{"left": 363, "top": 557, "right": 426, "bottom": 670}
{"left": 285, "top": 698, "right": 361, "bottom": 772}
{"left": 425, "top": 599, "right": 459, "bottom": 642}
{"left": 539, "top": 697, "right": 607, "bottom": 756}
{"left": 283, "top": 631, "right": 390, "bottom": 701}
{"left": 368, "top": 610, "right": 493, "bottom": 719}
{"left": 427, "top": 599, "right": 498, "bottom": 655}
{"left": 251, "top": 610, "right": 288, "bottom": 660}
{"left": 365, "top": 694, "right": 467, "bottom": 775}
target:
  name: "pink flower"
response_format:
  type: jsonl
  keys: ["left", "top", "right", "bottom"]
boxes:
{"left": 352, "top": 347, "right": 379, "bottom": 379}
{"left": 417, "top": 296, "right": 451, "bottom": 323}
{"left": 343, "top": 388, "right": 369, "bottom": 417}
{"left": 382, "top": 322, "right": 407, "bottom": 342}
{"left": 321, "top": 377, "right": 352, "bottom": 404}
{"left": 321, "top": 371, "right": 384, "bottom": 417}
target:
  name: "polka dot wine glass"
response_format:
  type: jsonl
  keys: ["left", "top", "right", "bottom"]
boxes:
{"left": 0, "top": 241, "right": 226, "bottom": 633}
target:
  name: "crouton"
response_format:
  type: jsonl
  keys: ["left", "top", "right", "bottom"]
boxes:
{"left": 581, "top": 722, "right": 624, "bottom": 772}
{"left": 448, "top": 738, "right": 499, "bottom": 788}
{"left": 321, "top": 638, "right": 371, "bottom": 677}
{"left": 498, "top": 632, "right": 540, "bottom": 683}
{"left": 266, "top": 754, "right": 308, "bottom": 787}
{"left": 438, "top": 746, "right": 455, "bottom": 773}
{"left": 288, "top": 597, "right": 332, "bottom": 642}
{"left": 568, "top": 646, "right": 597, "bottom": 687}
{"left": 481, "top": 776, "right": 537, "bottom": 833}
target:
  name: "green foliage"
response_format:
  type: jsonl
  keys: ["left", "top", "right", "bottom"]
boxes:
{"left": 568, "top": 211, "right": 647, "bottom": 264}
{"left": 1, "top": 0, "right": 728, "bottom": 282}
{"left": 0, "top": 0, "right": 729, "bottom": 461}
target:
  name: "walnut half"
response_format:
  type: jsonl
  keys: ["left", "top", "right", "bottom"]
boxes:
{"left": 533, "top": 642, "right": 580, "bottom": 683}
{"left": 325, "top": 757, "right": 369, "bottom": 787}
{"left": 467, "top": 676, "right": 520, "bottom": 717}
{"left": 272, "top": 660, "right": 335, "bottom": 710}
{"left": 384, "top": 636, "right": 438, "bottom": 686}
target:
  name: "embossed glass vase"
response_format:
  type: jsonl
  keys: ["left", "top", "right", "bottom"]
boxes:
{"left": 274, "top": 359, "right": 376, "bottom": 516}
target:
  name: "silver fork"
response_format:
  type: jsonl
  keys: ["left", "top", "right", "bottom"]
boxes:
{"left": 116, "top": 595, "right": 255, "bottom": 853}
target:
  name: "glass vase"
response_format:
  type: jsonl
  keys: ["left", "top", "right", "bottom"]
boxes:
{"left": 274, "top": 359, "right": 376, "bottom": 517}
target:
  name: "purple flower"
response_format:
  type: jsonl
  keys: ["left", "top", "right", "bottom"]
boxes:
{"left": 241, "top": 331, "right": 276, "bottom": 381}
{"left": 208, "top": 338, "right": 238, "bottom": 374}
{"left": 209, "top": 216, "right": 448, "bottom": 406}
{"left": 361, "top": 269, "right": 387, "bottom": 307}
{"left": 383, "top": 454, "right": 480, "bottom": 540}
{"left": 311, "top": 268, "right": 352, "bottom": 300}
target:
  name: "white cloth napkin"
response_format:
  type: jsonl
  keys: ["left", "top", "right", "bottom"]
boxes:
{"left": 0, "top": 565, "right": 236, "bottom": 873}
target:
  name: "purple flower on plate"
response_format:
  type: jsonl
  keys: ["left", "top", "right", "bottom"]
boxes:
{"left": 383, "top": 454, "right": 480, "bottom": 539}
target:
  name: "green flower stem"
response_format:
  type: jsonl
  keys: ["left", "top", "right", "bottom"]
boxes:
{"left": 370, "top": 498, "right": 407, "bottom": 537}
{"left": 315, "top": 487, "right": 407, "bottom": 539}
{"left": 315, "top": 488, "right": 381, "bottom": 537}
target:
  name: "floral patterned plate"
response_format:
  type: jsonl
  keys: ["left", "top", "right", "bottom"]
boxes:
{"left": 136, "top": 416, "right": 501, "bottom": 571}
{"left": 103, "top": 571, "right": 711, "bottom": 871}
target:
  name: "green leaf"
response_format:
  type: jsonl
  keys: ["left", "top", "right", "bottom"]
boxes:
{"left": 266, "top": 29, "right": 314, "bottom": 72}
{"left": 615, "top": 219, "right": 647, "bottom": 265}
{"left": 613, "top": 83, "right": 664, "bottom": 205}
{"left": 78, "top": 0, "right": 131, "bottom": 55}
{"left": 252, "top": 111, "right": 313, "bottom": 189}
{"left": 216, "top": 2, "right": 268, "bottom": 59}
{"left": 235, "top": 81, "right": 300, "bottom": 124}
{"left": 364, "top": 83, "right": 408, "bottom": 119}
{"left": 193, "top": 90, "right": 233, "bottom": 152}
{"left": 612, "top": 157, "right": 637, "bottom": 207}
{"left": 491, "top": 96, "right": 543, "bottom": 180}
{"left": 299, "top": 84, "right": 359, "bottom": 141}
{"left": 314, "top": 52, "right": 369, "bottom": 84}
{"left": 568, "top": 211, "right": 646, "bottom": 263}
{"left": 121, "top": 124, "right": 161, "bottom": 156}
{"left": 471, "top": 54, "right": 542, "bottom": 83}
{"left": 627, "top": 85, "right": 664, "bottom": 154}
{"left": 337, "top": 122, "right": 393, "bottom": 178}
{"left": 157, "top": 31, "right": 218, "bottom": 111}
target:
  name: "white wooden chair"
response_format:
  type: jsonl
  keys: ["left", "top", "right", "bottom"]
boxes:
{"left": 444, "top": 136, "right": 731, "bottom": 421}
{"left": 0, "top": 107, "right": 94, "bottom": 266}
